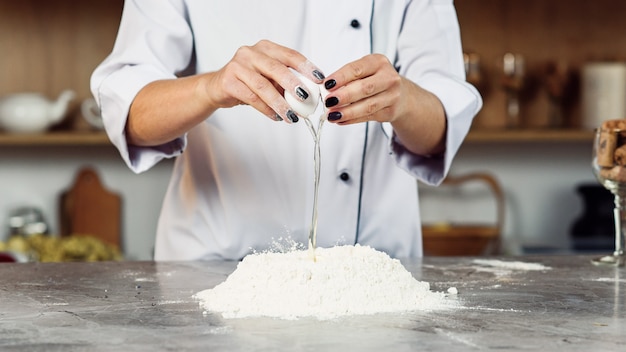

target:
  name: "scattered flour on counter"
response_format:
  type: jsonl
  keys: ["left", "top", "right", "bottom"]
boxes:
{"left": 194, "top": 244, "right": 455, "bottom": 320}
{"left": 472, "top": 259, "right": 551, "bottom": 271}
{"left": 592, "top": 277, "right": 626, "bottom": 283}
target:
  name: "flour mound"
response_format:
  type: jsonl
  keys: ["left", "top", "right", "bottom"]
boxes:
{"left": 194, "top": 244, "right": 453, "bottom": 320}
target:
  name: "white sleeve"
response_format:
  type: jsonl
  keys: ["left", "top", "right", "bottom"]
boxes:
{"left": 90, "top": 0, "right": 193, "bottom": 173}
{"left": 386, "top": 0, "right": 482, "bottom": 186}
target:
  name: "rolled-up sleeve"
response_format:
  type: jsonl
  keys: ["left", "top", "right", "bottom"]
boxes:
{"left": 90, "top": 0, "right": 193, "bottom": 173}
{"left": 386, "top": 0, "right": 482, "bottom": 185}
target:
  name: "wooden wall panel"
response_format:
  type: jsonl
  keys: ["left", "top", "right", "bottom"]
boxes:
{"left": 2, "top": 1, "right": 626, "bottom": 131}
{"left": 0, "top": 0, "right": 122, "bottom": 129}
{"left": 455, "top": 0, "right": 626, "bottom": 129}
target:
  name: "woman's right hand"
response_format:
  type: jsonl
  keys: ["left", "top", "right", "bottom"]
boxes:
{"left": 128, "top": 40, "right": 325, "bottom": 146}
{"left": 201, "top": 40, "right": 325, "bottom": 123}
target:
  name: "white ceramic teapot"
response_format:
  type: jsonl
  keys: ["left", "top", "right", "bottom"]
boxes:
{"left": 80, "top": 98, "right": 104, "bottom": 130}
{"left": 0, "top": 90, "right": 76, "bottom": 133}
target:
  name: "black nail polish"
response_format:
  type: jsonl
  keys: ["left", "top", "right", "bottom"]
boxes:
{"left": 287, "top": 110, "right": 299, "bottom": 123}
{"left": 325, "top": 97, "right": 339, "bottom": 108}
{"left": 328, "top": 112, "right": 342, "bottom": 121}
{"left": 313, "top": 70, "right": 325, "bottom": 80}
{"left": 274, "top": 114, "right": 283, "bottom": 121}
{"left": 324, "top": 79, "right": 336, "bottom": 90}
{"left": 296, "top": 87, "right": 309, "bottom": 100}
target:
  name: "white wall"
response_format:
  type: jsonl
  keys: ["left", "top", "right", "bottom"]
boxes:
{"left": 419, "top": 140, "right": 596, "bottom": 255}
{"left": 0, "top": 146, "right": 172, "bottom": 260}
{"left": 1, "top": 139, "right": 596, "bottom": 260}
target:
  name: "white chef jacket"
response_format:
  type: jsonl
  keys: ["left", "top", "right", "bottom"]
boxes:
{"left": 91, "top": 0, "right": 481, "bottom": 261}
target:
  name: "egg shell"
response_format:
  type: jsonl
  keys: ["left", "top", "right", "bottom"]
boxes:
{"left": 318, "top": 84, "right": 330, "bottom": 121}
{"left": 284, "top": 76, "right": 320, "bottom": 118}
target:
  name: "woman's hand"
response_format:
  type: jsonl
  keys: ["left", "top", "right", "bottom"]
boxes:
{"left": 202, "top": 40, "right": 325, "bottom": 123}
{"left": 322, "top": 54, "right": 447, "bottom": 156}
{"left": 128, "top": 40, "right": 325, "bottom": 146}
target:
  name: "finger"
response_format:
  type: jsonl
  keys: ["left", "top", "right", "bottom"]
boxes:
{"left": 324, "top": 55, "right": 385, "bottom": 92}
{"left": 224, "top": 60, "right": 296, "bottom": 123}
{"left": 245, "top": 42, "right": 323, "bottom": 103}
{"left": 324, "top": 75, "right": 384, "bottom": 111}
{"left": 230, "top": 41, "right": 328, "bottom": 123}
{"left": 323, "top": 54, "right": 395, "bottom": 108}
{"left": 328, "top": 89, "right": 397, "bottom": 125}
{"left": 230, "top": 46, "right": 313, "bottom": 123}
{"left": 296, "top": 60, "right": 326, "bottom": 83}
{"left": 228, "top": 79, "right": 282, "bottom": 121}
{"left": 254, "top": 41, "right": 326, "bottom": 83}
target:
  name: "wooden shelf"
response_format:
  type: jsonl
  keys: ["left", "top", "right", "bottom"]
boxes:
{"left": 465, "top": 129, "right": 595, "bottom": 143}
{"left": 0, "top": 129, "right": 596, "bottom": 146}
{"left": 0, "top": 131, "right": 111, "bottom": 146}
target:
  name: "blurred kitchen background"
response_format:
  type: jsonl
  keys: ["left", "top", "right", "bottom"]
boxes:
{"left": 1, "top": 0, "right": 624, "bottom": 260}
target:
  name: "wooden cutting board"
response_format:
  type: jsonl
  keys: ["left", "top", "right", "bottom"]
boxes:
{"left": 59, "top": 167, "right": 122, "bottom": 249}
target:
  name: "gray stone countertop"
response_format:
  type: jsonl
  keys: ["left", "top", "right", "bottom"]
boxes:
{"left": 0, "top": 255, "right": 624, "bottom": 351}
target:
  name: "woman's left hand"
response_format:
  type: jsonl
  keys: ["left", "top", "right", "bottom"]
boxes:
{"left": 322, "top": 54, "right": 405, "bottom": 125}
{"left": 323, "top": 54, "right": 447, "bottom": 156}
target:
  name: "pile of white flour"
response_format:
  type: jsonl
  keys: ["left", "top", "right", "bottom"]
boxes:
{"left": 194, "top": 244, "right": 454, "bottom": 320}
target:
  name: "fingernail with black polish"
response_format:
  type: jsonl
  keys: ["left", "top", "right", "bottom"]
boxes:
{"left": 296, "top": 87, "right": 309, "bottom": 100}
{"left": 328, "top": 112, "right": 342, "bottom": 121}
{"left": 324, "top": 79, "right": 336, "bottom": 90}
{"left": 313, "top": 70, "right": 325, "bottom": 80}
{"left": 274, "top": 114, "right": 283, "bottom": 121}
{"left": 325, "top": 97, "right": 339, "bottom": 108}
{"left": 287, "top": 110, "right": 299, "bottom": 123}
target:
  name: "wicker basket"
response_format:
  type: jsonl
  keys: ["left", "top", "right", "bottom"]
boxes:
{"left": 421, "top": 173, "right": 504, "bottom": 256}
